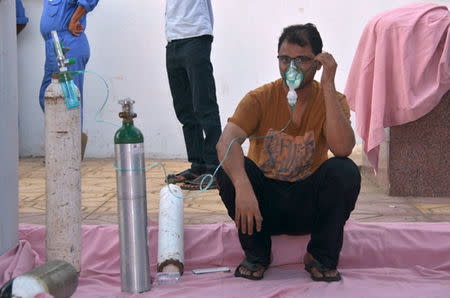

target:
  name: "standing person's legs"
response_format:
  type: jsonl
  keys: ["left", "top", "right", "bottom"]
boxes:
{"left": 303, "top": 157, "right": 361, "bottom": 280}
{"left": 217, "top": 158, "right": 273, "bottom": 279}
{"left": 166, "top": 40, "right": 205, "bottom": 176}
{"left": 184, "top": 35, "right": 222, "bottom": 172}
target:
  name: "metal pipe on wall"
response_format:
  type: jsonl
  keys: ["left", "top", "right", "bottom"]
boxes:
{"left": 0, "top": 0, "right": 19, "bottom": 256}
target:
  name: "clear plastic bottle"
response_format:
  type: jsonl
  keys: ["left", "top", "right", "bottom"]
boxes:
{"left": 58, "top": 72, "right": 80, "bottom": 109}
{"left": 154, "top": 272, "right": 181, "bottom": 285}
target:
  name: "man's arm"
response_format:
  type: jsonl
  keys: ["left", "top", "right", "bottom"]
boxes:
{"left": 68, "top": 6, "right": 87, "bottom": 36}
{"left": 16, "top": 24, "right": 26, "bottom": 34}
{"left": 216, "top": 123, "right": 262, "bottom": 235}
{"left": 315, "top": 52, "right": 355, "bottom": 157}
{"left": 16, "top": 0, "right": 28, "bottom": 34}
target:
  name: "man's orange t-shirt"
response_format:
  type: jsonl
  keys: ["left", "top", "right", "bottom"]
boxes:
{"left": 228, "top": 79, "right": 351, "bottom": 182}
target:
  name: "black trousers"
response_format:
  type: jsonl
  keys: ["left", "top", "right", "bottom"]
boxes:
{"left": 217, "top": 157, "right": 361, "bottom": 269}
{"left": 166, "top": 35, "right": 222, "bottom": 173}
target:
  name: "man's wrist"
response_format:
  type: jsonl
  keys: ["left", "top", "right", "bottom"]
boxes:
{"left": 233, "top": 176, "right": 252, "bottom": 191}
{"left": 234, "top": 178, "right": 250, "bottom": 188}
{"left": 322, "top": 81, "right": 335, "bottom": 91}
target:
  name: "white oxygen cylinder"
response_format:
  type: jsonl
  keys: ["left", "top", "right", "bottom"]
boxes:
{"left": 157, "top": 184, "right": 184, "bottom": 275}
{"left": 45, "top": 76, "right": 82, "bottom": 272}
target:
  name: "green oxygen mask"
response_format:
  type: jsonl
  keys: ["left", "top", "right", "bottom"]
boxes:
{"left": 284, "top": 61, "right": 304, "bottom": 108}
{"left": 283, "top": 60, "right": 319, "bottom": 108}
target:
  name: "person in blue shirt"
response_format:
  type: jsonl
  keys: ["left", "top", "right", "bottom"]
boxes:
{"left": 16, "top": 0, "right": 29, "bottom": 34}
{"left": 39, "top": 0, "right": 99, "bottom": 158}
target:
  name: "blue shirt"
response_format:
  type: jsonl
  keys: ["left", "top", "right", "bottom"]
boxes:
{"left": 16, "top": 0, "right": 29, "bottom": 25}
{"left": 40, "top": 0, "right": 99, "bottom": 37}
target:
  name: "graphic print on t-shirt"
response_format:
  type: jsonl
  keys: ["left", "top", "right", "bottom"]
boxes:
{"left": 259, "top": 129, "right": 315, "bottom": 181}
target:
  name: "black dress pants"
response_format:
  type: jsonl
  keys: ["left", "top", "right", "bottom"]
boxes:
{"left": 166, "top": 35, "right": 222, "bottom": 173}
{"left": 217, "top": 157, "right": 361, "bottom": 269}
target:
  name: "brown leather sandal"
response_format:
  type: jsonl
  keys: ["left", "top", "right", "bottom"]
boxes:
{"left": 304, "top": 259, "right": 341, "bottom": 282}
{"left": 234, "top": 258, "right": 267, "bottom": 281}
{"left": 180, "top": 174, "right": 218, "bottom": 190}
{"left": 165, "top": 169, "right": 199, "bottom": 184}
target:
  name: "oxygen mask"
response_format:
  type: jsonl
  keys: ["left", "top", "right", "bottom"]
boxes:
{"left": 284, "top": 60, "right": 303, "bottom": 108}
{"left": 282, "top": 59, "right": 319, "bottom": 109}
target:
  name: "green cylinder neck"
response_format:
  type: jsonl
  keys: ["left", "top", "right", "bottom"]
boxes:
{"left": 114, "top": 121, "right": 144, "bottom": 144}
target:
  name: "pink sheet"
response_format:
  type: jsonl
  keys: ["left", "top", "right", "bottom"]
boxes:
{"left": 1, "top": 221, "right": 450, "bottom": 297}
{"left": 345, "top": 3, "right": 450, "bottom": 171}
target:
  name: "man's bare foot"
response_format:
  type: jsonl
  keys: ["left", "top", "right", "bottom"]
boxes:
{"left": 303, "top": 252, "right": 340, "bottom": 281}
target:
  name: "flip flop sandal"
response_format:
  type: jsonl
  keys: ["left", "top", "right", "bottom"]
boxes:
{"left": 165, "top": 169, "right": 199, "bottom": 184}
{"left": 234, "top": 258, "right": 267, "bottom": 281}
{"left": 305, "top": 259, "right": 341, "bottom": 282}
{"left": 180, "top": 174, "right": 218, "bottom": 190}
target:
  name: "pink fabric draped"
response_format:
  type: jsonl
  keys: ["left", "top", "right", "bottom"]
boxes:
{"left": 345, "top": 3, "right": 450, "bottom": 171}
{"left": 1, "top": 221, "right": 450, "bottom": 297}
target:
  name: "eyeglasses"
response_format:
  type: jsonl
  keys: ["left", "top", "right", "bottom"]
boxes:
{"left": 277, "top": 55, "right": 314, "bottom": 68}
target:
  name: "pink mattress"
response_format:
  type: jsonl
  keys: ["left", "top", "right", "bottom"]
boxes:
{"left": 1, "top": 220, "right": 450, "bottom": 297}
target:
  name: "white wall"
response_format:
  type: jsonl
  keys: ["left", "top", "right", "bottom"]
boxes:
{"left": 18, "top": 0, "right": 449, "bottom": 158}
{"left": 0, "top": 0, "right": 19, "bottom": 255}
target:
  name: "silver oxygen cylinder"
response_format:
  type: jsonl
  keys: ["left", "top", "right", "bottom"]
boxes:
{"left": 114, "top": 99, "right": 151, "bottom": 293}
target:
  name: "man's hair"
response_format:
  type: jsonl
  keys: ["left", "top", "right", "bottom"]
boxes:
{"left": 277, "top": 23, "right": 323, "bottom": 55}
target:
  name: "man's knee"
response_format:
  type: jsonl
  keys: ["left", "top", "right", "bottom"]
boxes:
{"left": 323, "top": 157, "right": 361, "bottom": 208}
{"left": 216, "top": 158, "right": 261, "bottom": 214}
{"left": 326, "top": 157, "right": 361, "bottom": 186}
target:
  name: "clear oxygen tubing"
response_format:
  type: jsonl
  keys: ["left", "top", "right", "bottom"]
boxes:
{"left": 162, "top": 61, "right": 326, "bottom": 199}
{"left": 77, "top": 70, "right": 296, "bottom": 201}
{"left": 71, "top": 70, "right": 120, "bottom": 127}
{"left": 159, "top": 63, "right": 324, "bottom": 199}
{"left": 108, "top": 92, "right": 296, "bottom": 199}
{"left": 113, "top": 114, "right": 294, "bottom": 201}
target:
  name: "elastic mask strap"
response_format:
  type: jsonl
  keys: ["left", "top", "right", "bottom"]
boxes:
{"left": 298, "top": 61, "right": 319, "bottom": 88}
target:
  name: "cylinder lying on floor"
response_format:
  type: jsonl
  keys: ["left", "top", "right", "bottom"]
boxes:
{"left": 8, "top": 260, "right": 78, "bottom": 298}
{"left": 157, "top": 184, "right": 184, "bottom": 279}
{"left": 114, "top": 99, "right": 151, "bottom": 293}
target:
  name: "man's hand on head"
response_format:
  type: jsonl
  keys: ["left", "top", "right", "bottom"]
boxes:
{"left": 315, "top": 52, "right": 337, "bottom": 87}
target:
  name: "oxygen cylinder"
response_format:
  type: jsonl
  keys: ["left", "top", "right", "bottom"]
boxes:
{"left": 157, "top": 184, "right": 184, "bottom": 276}
{"left": 50, "top": 30, "right": 79, "bottom": 109}
{"left": 45, "top": 75, "right": 81, "bottom": 272}
{"left": 114, "top": 98, "right": 151, "bottom": 293}
{"left": 0, "top": 260, "right": 79, "bottom": 298}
